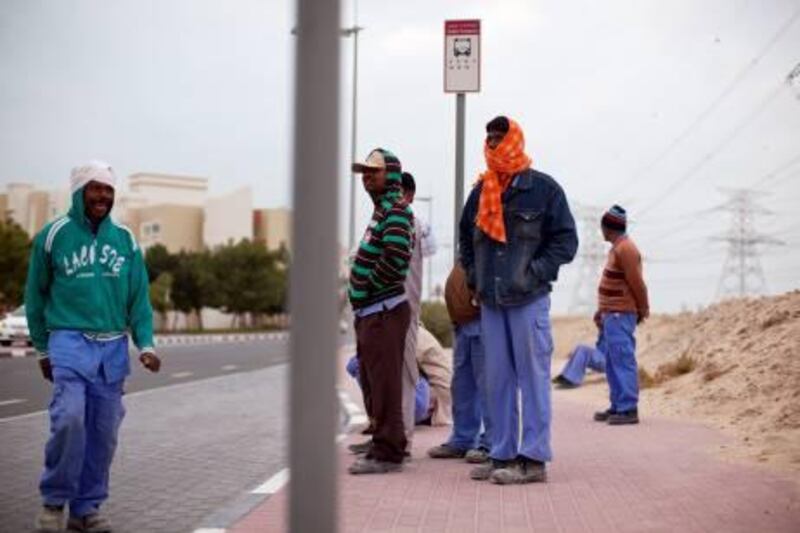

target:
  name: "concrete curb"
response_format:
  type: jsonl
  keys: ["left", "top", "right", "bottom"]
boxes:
{"left": 154, "top": 331, "right": 289, "bottom": 346}
{"left": 0, "top": 347, "right": 34, "bottom": 358}
{"left": 0, "top": 331, "right": 290, "bottom": 358}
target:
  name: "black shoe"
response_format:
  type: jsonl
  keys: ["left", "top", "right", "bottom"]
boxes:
{"left": 608, "top": 409, "right": 639, "bottom": 425}
{"left": 593, "top": 408, "right": 616, "bottom": 422}
{"left": 552, "top": 375, "right": 577, "bottom": 389}
{"left": 518, "top": 456, "right": 547, "bottom": 483}
{"left": 348, "top": 440, "right": 372, "bottom": 454}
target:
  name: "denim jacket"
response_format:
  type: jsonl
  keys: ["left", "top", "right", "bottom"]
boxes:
{"left": 459, "top": 169, "right": 578, "bottom": 307}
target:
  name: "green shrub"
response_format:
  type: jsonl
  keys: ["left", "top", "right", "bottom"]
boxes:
{"left": 420, "top": 301, "right": 453, "bottom": 348}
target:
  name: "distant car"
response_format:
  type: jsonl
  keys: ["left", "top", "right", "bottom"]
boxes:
{"left": 0, "top": 305, "right": 32, "bottom": 347}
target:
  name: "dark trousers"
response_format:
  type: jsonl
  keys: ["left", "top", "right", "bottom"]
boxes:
{"left": 354, "top": 301, "right": 410, "bottom": 463}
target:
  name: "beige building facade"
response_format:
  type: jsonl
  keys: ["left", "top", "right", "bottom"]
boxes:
{"left": 0, "top": 194, "right": 8, "bottom": 222}
{"left": 131, "top": 204, "right": 204, "bottom": 253}
{"left": 253, "top": 207, "right": 291, "bottom": 252}
{"left": 2, "top": 174, "right": 290, "bottom": 255}
{"left": 204, "top": 186, "right": 253, "bottom": 248}
{"left": 128, "top": 173, "right": 208, "bottom": 207}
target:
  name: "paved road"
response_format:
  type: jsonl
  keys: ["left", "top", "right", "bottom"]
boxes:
{"left": 0, "top": 361, "right": 290, "bottom": 533}
{"left": 0, "top": 339, "right": 290, "bottom": 419}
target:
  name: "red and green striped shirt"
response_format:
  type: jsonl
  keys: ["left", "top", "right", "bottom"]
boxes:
{"left": 348, "top": 197, "right": 415, "bottom": 309}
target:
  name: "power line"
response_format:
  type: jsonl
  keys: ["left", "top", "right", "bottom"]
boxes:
{"left": 636, "top": 82, "right": 788, "bottom": 217}
{"left": 751, "top": 151, "right": 800, "bottom": 187}
{"left": 606, "top": 6, "right": 800, "bottom": 202}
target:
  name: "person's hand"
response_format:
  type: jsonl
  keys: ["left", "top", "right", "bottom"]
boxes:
{"left": 637, "top": 309, "right": 650, "bottom": 325}
{"left": 38, "top": 356, "right": 53, "bottom": 382}
{"left": 139, "top": 352, "right": 161, "bottom": 373}
{"left": 593, "top": 310, "right": 603, "bottom": 329}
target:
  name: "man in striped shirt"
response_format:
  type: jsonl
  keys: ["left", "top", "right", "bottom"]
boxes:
{"left": 347, "top": 148, "right": 415, "bottom": 475}
{"left": 593, "top": 205, "right": 649, "bottom": 425}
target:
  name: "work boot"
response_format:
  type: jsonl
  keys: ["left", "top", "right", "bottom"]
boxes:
{"left": 348, "top": 457, "right": 402, "bottom": 475}
{"left": 67, "top": 511, "right": 112, "bottom": 532}
{"left": 470, "top": 459, "right": 508, "bottom": 481}
{"left": 490, "top": 461, "right": 525, "bottom": 485}
{"left": 593, "top": 408, "right": 616, "bottom": 422}
{"left": 465, "top": 447, "right": 489, "bottom": 464}
{"left": 608, "top": 409, "right": 639, "bottom": 425}
{"left": 427, "top": 443, "right": 467, "bottom": 459}
{"left": 518, "top": 457, "right": 547, "bottom": 483}
{"left": 347, "top": 440, "right": 372, "bottom": 455}
{"left": 34, "top": 505, "right": 64, "bottom": 532}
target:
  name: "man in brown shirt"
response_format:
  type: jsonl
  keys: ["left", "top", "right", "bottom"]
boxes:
{"left": 593, "top": 205, "right": 649, "bottom": 425}
{"left": 426, "top": 264, "right": 493, "bottom": 463}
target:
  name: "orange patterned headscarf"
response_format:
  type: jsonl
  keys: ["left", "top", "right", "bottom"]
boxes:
{"left": 476, "top": 119, "right": 532, "bottom": 243}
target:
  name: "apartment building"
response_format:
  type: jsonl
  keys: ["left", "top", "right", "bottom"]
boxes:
{"left": 253, "top": 207, "right": 291, "bottom": 252}
{"left": 1, "top": 173, "right": 291, "bottom": 254}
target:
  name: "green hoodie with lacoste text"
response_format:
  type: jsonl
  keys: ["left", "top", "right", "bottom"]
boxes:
{"left": 24, "top": 186, "right": 154, "bottom": 356}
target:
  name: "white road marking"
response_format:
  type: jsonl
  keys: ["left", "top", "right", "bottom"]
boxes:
{"left": 251, "top": 467, "right": 289, "bottom": 495}
{"left": 171, "top": 371, "right": 194, "bottom": 379}
{"left": 221, "top": 364, "right": 238, "bottom": 371}
{"left": 0, "top": 398, "right": 26, "bottom": 407}
{"left": 337, "top": 389, "right": 366, "bottom": 428}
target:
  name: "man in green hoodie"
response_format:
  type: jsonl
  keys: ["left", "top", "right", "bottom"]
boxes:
{"left": 346, "top": 148, "right": 414, "bottom": 475}
{"left": 26, "top": 161, "right": 160, "bottom": 533}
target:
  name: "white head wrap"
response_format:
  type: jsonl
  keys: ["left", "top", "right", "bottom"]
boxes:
{"left": 69, "top": 160, "right": 117, "bottom": 194}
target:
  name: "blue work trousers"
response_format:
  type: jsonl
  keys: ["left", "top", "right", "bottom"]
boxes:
{"left": 40, "top": 333, "right": 127, "bottom": 518}
{"left": 602, "top": 312, "right": 639, "bottom": 412}
{"left": 445, "top": 319, "right": 491, "bottom": 451}
{"left": 559, "top": 331, "right": 607, "bottom": 386}
{"left": 482, "top": 295, "right": 553, "bottom": 463}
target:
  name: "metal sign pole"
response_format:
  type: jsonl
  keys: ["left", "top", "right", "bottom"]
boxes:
{"left": 444, "top": 19, "right": 479, "bottom": 266}
{"left": 454, "top": 92, "right": 465, "bottom": 266}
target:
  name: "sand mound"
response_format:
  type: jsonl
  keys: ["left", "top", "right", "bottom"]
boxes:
{"left": 553, "top": 290, "right": 800, "bottom": 477}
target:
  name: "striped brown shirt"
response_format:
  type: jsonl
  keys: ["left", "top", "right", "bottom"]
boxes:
{"left": 598, "top": 235, "right": 649, "bottom": 315}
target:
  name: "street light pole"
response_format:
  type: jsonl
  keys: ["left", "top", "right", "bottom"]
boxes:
{"left": 342, "top": 25, "right": 363, "bottom": 253}
{"left": 415, "top": 195, "right": 434, "bottom": 299}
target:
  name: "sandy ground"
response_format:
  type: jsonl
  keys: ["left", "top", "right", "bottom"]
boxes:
{"left": 551, "top": 290, "right": 800, "bottom": 481}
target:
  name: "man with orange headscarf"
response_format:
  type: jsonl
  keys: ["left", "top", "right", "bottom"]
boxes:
{"left": 459, "top": 116, "right": 578, "bottom": 485}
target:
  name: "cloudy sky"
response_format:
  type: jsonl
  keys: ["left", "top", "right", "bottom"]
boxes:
{"left": 1, "top": 0, "right": 799, "bottom": 313}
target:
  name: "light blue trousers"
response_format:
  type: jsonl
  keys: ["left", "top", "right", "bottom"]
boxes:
{"left": 602, "top": 312, "right": 639, "bottom": 413}
{"left": 40, "top": 335, "right": 127, "bottom": 518}
{"left": 558, "top": 331, "right": 607, "bottom": 386}
{"left": 482, "top": 295, "right": 553, "bottom": 462}
{"left": 445, "top": 319, "right": 491, "bottom": 451}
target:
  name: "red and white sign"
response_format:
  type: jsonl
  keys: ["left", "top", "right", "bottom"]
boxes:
{"left": 444, "top": 19, "right": 481, "bottom": 93}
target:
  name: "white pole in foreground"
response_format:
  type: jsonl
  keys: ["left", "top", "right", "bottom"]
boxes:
{"left": 289, "top": 1, "right": 340, "bottom": 531}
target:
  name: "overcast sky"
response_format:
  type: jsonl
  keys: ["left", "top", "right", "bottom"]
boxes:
{"left": 1, "top": 0, "right": 799, "bottom": 313}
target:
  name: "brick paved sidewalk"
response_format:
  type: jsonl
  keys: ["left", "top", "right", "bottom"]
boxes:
{"left": 231, "top": 391, "right": 799, "bottom": 533}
